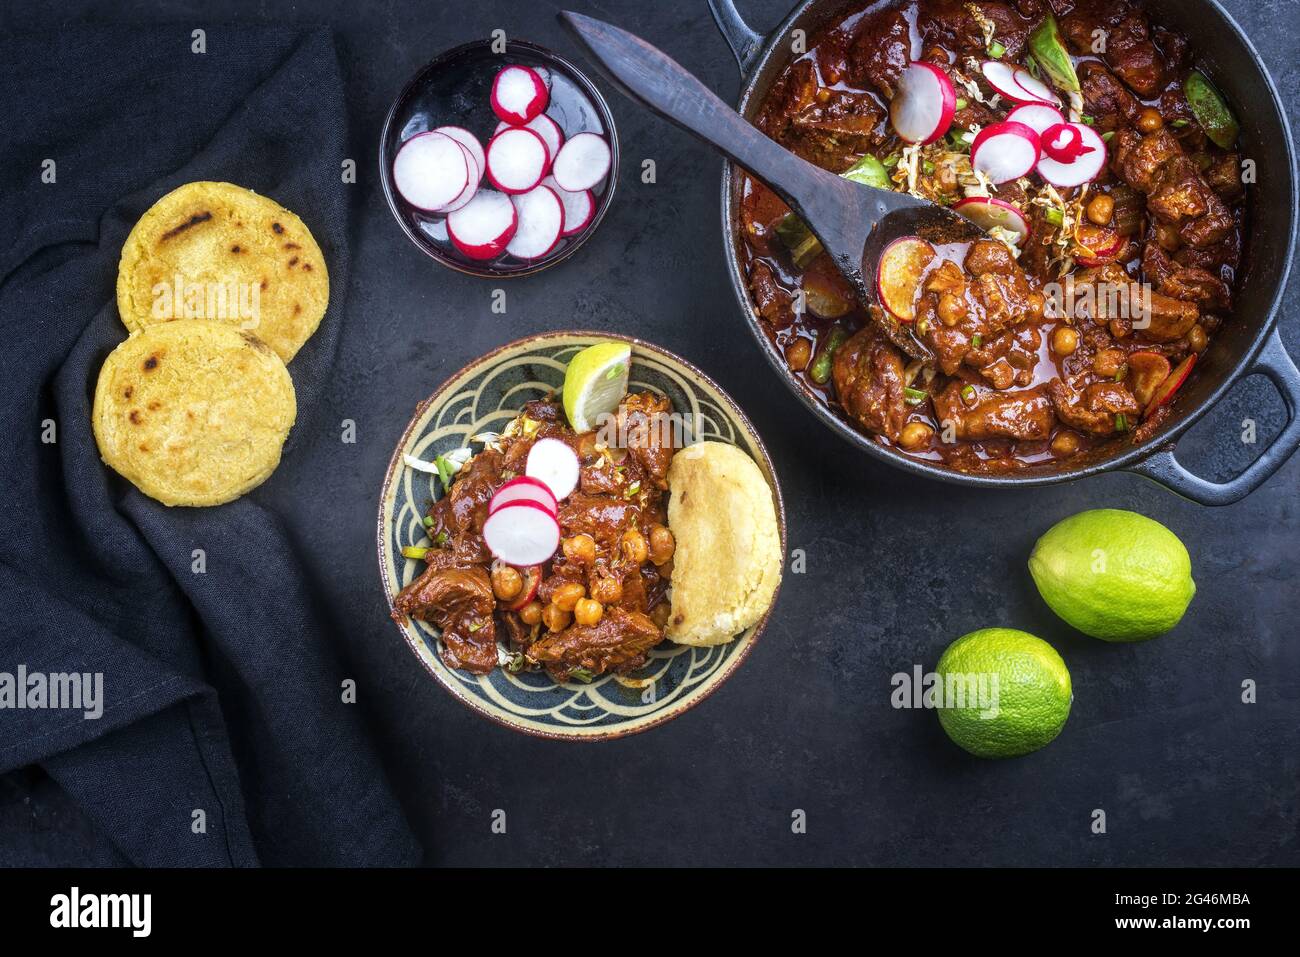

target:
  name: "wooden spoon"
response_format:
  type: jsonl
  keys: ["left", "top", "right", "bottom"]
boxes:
{"left": 560, "top": 10, "right": 989, "bottom": 360}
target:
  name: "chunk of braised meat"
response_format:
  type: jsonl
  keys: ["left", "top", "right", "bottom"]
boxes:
{"left": 832, "top": 326, "right": 908, "bottom": 441}
{"left": 1202, "top": 154, "right": 1245, "bottom": 200}
{"left": 1060, "top": 0, "right": 1166, "bottom": 97}
{"left": 1079, "top": 61, "right": 1142, "bottom": 132}
{"left": 1070, "top": 263, "right": 1200, "bottom": 343}
{"left": 1111, "top": 128, "right": 1233, "bottom": 249}
{"left": 847, "top": 7, "right": 910, "bottom": 98}
{"left": 933, "top": 382, "right": 1056, "bottom": 441}
{"left": 1048, "top": 379, "right": 1141, "bottom": 436}
{"left": 616, "top": 392, "right": 676, "bottom": 489}
{"left": 557, "top": 493, "right": 640, "bottom": 546}
{"left": 919, "top": 1, "right": 1034, "bottom": 61}
{"left": 527, "top": 607, "right": 663, "bottom": 680}
{"left": 749, "top": 259, "right": 795, "bottom": 329}
{"left": 1142, "top": 244, "right": 1230, "bottom": 310}
{"left": 393, "top": 566, "right": 498, "bottom": 674}
{"left": 759, "top": 58, "right": 885, "bottom": 170}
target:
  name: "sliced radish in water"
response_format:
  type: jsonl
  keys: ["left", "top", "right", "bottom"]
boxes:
{"left": 491, "top": 65, "right": 549, "bottom": 125}
{"left": 506, "top": 185, "right": 564, "bottom": 260}
{"left": 482, "top": 501, "right": 561, "bottom": 567}
{"left": 392, "top": 131, "right": 469, "bottom": 212}
{"left": 524, "top": 114, "right": 564, "bottom": 166}
{"left": 890, "top": 62, "right": 956, "bottom": 144}
{"left": 431, "top": 126, "right": 485, "bottom": 183}
{"left": 952, "top": 196, "right": 1031, "bottom": 242}
{"left": 490, "top": 475, "right": 558, "bottom": 516}
{"left": 1036, "top": 122, "right": 1107, "bottom": 187}
{"left": 436, "top": 143, "right": 480, "bottom": 214}
{"left": 446, "top": 190, "right": 517, "bottom": 259}
{"left": 485, "top": 126, "right": 549, "bottom": 194}
{"left": 542, "top": 176, "right": 596, "bottom": 236}
{"left": 525, "top": 437, "right": 580, "bottom": 500}
{"left": 551, "top": 132, "right": 611, "bottom": 192}
{"left": 1011, "top": 67, "right": 1060, "bottom": 106}
{"left": 970, "top": 120, "right": 1041, "bottom": 184}
{"left": 876, "top": 236, "right": 936, "bottom": 323}
{"left": 1006, "top": 103, "right": 1065, "bottom": 135}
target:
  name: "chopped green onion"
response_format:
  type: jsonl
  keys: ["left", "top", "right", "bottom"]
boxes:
{"left": 400, "top": 545, "right": 429, "bottom": 560}
{"left": 1044, "top": 207, "right": 1064, "bottom": 227}
{"left": 434, "top": 531, "right": 449, "bottom": 546}
{"left": 504, "top": 653, "right": 527, "bottom": 674}
{"left": 883, "top": 154, "right": 900, "bottom": 168}
{"left": 569, "top": 667, "right": 595, "bottom": 684}
{"left": 1080, "top": 114, "right": 1095, "bottom": 125}
{"left": 1115, "top": 413, "right": 1129, "bottom": 432}
{"left": 1101, "top": 130, "right": 1115, "bottom": 142}
{"left": 1171, "top": 118, "right": 1190, "bottom": 128}
{"left": 961, "top": 384, "right": 977, "bottom": 403}
{"left": 971, "top": 334, "right": 983, "bottom": 348}
{"left": 422, "top": 515, "right": 434, "bottom": 528}
{"left": 467, "top": 619, "right": 485, "bottom": 632}
{"left": 1114, "top": 366, "right": 1127, "bottom": 382}
{"left": 955, "top": 97, "right": 969, "bottom": 110}
{"left": 988, "top": 40, "right": 1006, "bottom": 58}
{"left": 923, "top": 160, "right": 936, "bottom": 175}
{"left": 623, "top": 480, "right": 642, "bottom": 498}
{"left": 904, "top": 387, "right": 929, "bottom": 405}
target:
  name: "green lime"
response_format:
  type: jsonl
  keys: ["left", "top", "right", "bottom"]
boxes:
{"left": 935, "top": 628, "right": 1072, "bottom": 759}
{"left": 562, "top": 341, "right": 631, "bottom": 433}
{"left": 1028, "top": 509, "right": 1195, "bottom": 642}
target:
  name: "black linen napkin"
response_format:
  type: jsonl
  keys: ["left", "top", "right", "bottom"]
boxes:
{"left": 0, "top": 25, "right": 419, "bottom": 866}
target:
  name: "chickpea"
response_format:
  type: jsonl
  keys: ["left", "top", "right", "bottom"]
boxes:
{"left": 785, "top": 337, "right": 812, "bottom": 372}
{"left": 1187, "top": 324, "right": 1208, "bottom": 353}
{"left": 648, "top": 525, "right": 676, "bottom": 565}
{"left": 1051, "top": 326, "right": 1079, "bottom": 356}
{"left": 591, "top": 574, "right": 623, "bottom": 605}
{"left": 518, "top": 600, "right": 543, "bottom": 626}
{"left": 562, "top": 533, "right": 597, "bottom": 565}
{"left": 1086, "top": 193, "right": 1115, "bottom": 226}
{"left": 621, "top": 528, "right": 649, "bottom": 564}
{"left": 542, "top": 602, "right": 571, "bottom": 632}
{"left": 1136, "top": 107, "right": 1164, "bottom": 133}
{"left": 899, "top": 421, "right": 935, "bottom": 450}
{"left": 491, "top": 564, "right": 523, "bottom": 601}
{"left": 1051, "top": 431, "right": 1081, "bottom": 456}
{"left": 937, "top": 292, "right": 967, "bottom": 326}
{"left": 551, "top": 581, "right": 586, "bottom": 612}
{"left": 573, "top": 598, "right": 604, "bottom": 627}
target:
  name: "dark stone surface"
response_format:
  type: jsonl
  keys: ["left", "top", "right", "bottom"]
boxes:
{"left": 1, "top": 0, "right": 1296, "bottom": 867}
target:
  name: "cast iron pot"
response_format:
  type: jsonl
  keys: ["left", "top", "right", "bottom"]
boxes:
{"left": 709, "top": 0, "right": 1299, "bottom": 504}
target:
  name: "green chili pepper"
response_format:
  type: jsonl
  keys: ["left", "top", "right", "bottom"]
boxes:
{"left": 1115, "top": 413, "right": 1129, "bottom": 432}
{"left": 401, "top": 545, "right": 429, "bottom": 560}
{"left": 1184, "top": 71, "right": 1239, "bottom": 148}
{"left": 809, "top": 326, "right": 849, "bottom": 385}
{"left": 776, "top": 155, "right": 892, "bottom": 267}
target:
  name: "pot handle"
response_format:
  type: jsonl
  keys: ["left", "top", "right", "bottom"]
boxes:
{"left": 1126, "top": 328, "right": 1300, "bottom": 505}
{"left": 707, "top": 0, "right": 766, "bottom": 74}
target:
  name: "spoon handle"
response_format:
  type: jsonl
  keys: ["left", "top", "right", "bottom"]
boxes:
{"left": 558, "top": 10, "right": 865, "bottom": 255}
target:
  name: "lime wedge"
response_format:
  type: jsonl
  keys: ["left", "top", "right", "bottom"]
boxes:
{"left": 563, "top": 341, "right": 631, "bottom": 433}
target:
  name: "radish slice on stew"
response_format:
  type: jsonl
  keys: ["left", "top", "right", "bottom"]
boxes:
{"left": 489, "top": 476, "right": 558, "bottom": 516}
{"left": 551, "top": 132, "right": 611, "bottom": 192}
{"left": 1036, "top": 122, "right": 1107, "bottom": 187}
{"left": 1145, "top": 353, "right": 1196, "bottom": 415}
{"left": 971, "top": 120, "right": 1041, "bottom": 184}
{"left": 524, "top": 114, "right": 564, "bottom": 166}
{"left": 525, "top": 437, "right": 580, "bottom": 500}
{"left": 432, "top": 126, "right": 485, "bottom": 183}
{"left": 542, "top": 176, "right": 596, "bottom": 236}
{"left": 876, "top": 236, "right": 936, "bottom": 323}
{"left": 952, "top": 196, "right": 1031, "bottom": 242}
{"left": 491, "top": 64, "right": 549, "bottom": 125}
{"left": 980, "top": 61, "right": 1033, "bottom": 102}
{"left": 1006, "top": 103, "right": 1065, "bottom": 135}
{"left": 447, "top": 190, "right": 517, "bottom": 259}
{"left": 392, "top": 131, "right": 469, "bottom": 212}
{"left": 505, "top": 184, "right": 564, "bottom": 260}
{"left": 482, "top": 501, "right": 561, "bottom": 567}
{"left": 890, "top": 62, "right": 956, "bottom": 144}
{"left": 1011, "top": 67, "right": 1060, "bottom": 106}
{"left": 504, "top": 564, "right": 543, "bottom": 611}
{"left": 485, "top": 126, "right": 549, "bottom": 194}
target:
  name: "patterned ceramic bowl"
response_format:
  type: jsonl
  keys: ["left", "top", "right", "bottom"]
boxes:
{"left": 377, "top": 332, "right": 785, "bottom": 739}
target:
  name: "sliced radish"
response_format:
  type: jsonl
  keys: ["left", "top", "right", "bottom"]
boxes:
{"left": 952, "top": 196, "right": 1031, "bottom": 242}
{"left": 977, "top": 61, "right": 1045, "bottom": 105}
{"left": 970, "top": 120, "right": 1041, "bottom": 184}
{"left": 490, "top": 476, "right": 558, "bottom": 516}
{"left": 1006, "top": 103, "right": 1065, "bottom": 135}
{"left": 446, "top": 190, "right": 517, "bottom": 260}
{"left": 485, "top": 126, "right": 549, "bottom": 194}
{"left": 491, "top": 65, "right": 549, "bottom": 125}
{"left": 505, "top": 564, "right": 543, "bottom": 611}
{"left": 535, "top": 66, "right": 552, "bottom": 90}
{"left": 437, "top": 143, "right": 481, "bottom": 214}
{"left": 1036, "top": 122, "right": 1107, "bottom": 188}
{"left": 432, "top": 126, "right": 485, "bottom": 183}
{"left": 1011, "top": 67, "right": 1060, "bottom": 107}
{"left": 482, "top": 501, "right": 561, "bottom": 567}
{"left": 392, "top": 131, "right": 469, "bottom": 212}
{"left": 524, "top": 115, "right": 564, "bottom": 167}
{"left": 551, "top": 132, "right": 611, "bottom": 192}
{"left": 1145, "top": 353, "right": 1195, "bottom": 415}
{"left": 542, "top": 176, "right": 596, "bottom": 237}
{"left": 525, "top": 437, "right": 580, "bottom": 500}
{"left": 890, "top": 62, "right": 956, "bottom": 145}
{"left": 876, "top": 236, "right": 936, "bottom": 323}
{"left": 1073, "top": 222, "right": 1122, "bottom": 265}
{"left": 506, "top": 185, "right": 564, "bottom": 260}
